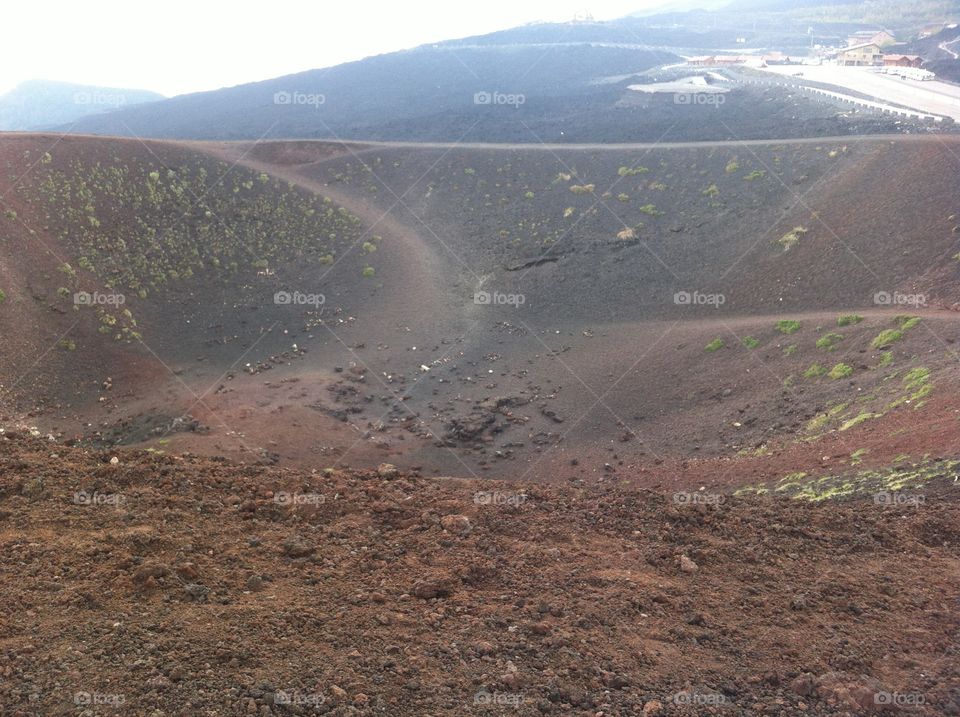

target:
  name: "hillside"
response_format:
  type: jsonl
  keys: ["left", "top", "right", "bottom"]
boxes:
{"left": 2, "top": 133, "right": 959, "bottom": 488}
{"left": 0, "top": 80, "right": 163, "bottom": 131}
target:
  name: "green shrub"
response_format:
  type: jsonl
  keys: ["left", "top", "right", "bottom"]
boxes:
{"left": 618, "top": 166, "right": 649, "bottom": 177}
{"left": 777, "top": 227, "right": 807, "bottom": 251}
{"left": 742, "top": 336, "right": 760, "bottom": 349}
{"left": 804, "top": 363, "right": 827, "bottom": 378}
{"left": 828, "top": 363, "right": 853, "bottom": 379}
{"left": 638, "top": 204, "right": 663, "bottom": 216}
{"left": 0, "top": 289, "right": 5, "bottom": 303}
{"left": 705, "top": 338, "right": 725, "bottom": 352}
{"left": 702, "top": 184, "right": 719, "bottom": 197}
{"left": 837, "top": 314, "right": 863, "bottom": 327}
{"left": 783, "top": 344, "right": 798, "bottom": 356}
{"left": 895, "top": 315, "right": 920, "bottom": 330}
{"left": 776, "top": 320, "right": 801, "bottom": 334}
{"left": 725, "top": 160, "right": 739, "bottom": 173}
{"left": 871, "top": 329, "right": 903, "bottom": 349}
{"left": 362, "top": 266, "right": 375, "bottom": 278}
{"left": 743, "top": 170, "right": 766, "bottom": 181}
{"left": 816, "top": 333, "right": 843, "bottom": 351}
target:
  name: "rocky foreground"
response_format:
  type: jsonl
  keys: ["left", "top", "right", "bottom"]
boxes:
{"left": 0, "top": 431, "right": 958, "bottom": 716}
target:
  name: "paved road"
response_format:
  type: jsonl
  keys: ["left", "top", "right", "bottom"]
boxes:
{"left": 758, "top": 65, "right": 960, "bottom": 121}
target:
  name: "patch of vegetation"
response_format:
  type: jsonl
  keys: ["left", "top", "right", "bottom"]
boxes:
{"left": 837, "top": 314, "right": 863, "bottom": 327}
{"left": 638, "top": 204, "right": 663, "bottom": 216}
{"left": 876, "top": 351, "right": 893, "bottom": 368}
{"left": 362, "top": 266, "right": 376, "bottom": 278}
{"left": 0, "top": 289, "right": 5, "bottom": 303}
{"left": 828, "top": 363, "right": 853, "bottom": 379}
{"left": 804, "top": 363, "right": 827, "bottom": 378}
{"left": 815, "top": 333, "right": 843, "bottom": 351}
{"left": 902, "top": 367, "right": 930, "bottom": 390}
{"left": 617, "top": 166, "right": 649, "bottom": 177}
{"left": 895, "top": 315, "right": 920, "bottom": 330}
{"left": 704, "top": 338, "right": 725, "bottom": 352}
{"left": 22, "top": 151, "right": 363, "bottom": 341}
{"left": 725, "top": 160, "right": 739, "bottom": 173}
{"left": 783, "top": 344, "right": 798, "bottom": 356}
{"left": 871, "top": 329, "right": 903, "bottom": 349}
{"left": 569, "top": 184, "right": 595, "bottom": 195}
{"left": 777, "top": 226, "right": 808, "bottom": 251}
{"left": 776, "top": 320, "right": 801, "bottom": 334}
{"left": 850, "top": 448, "right": 869, "bottom": 464}
{"left": 702, "top": 184, "right": 719, "bottom": 198}
{"left": 742, "top": 336, "right": 760, "bottom": 349}
{"left": 805, "top": 402, "right": 848, "bottom": 432}
{"left": 839, "top": 412, "right": 880, "bottom": 431}
{"left": 743, "top": 170, "right": 766, "bottom": 181}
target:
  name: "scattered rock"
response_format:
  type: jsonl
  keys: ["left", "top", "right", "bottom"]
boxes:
{"left": 679, "top": 555, "right": 699, "bottom": 573}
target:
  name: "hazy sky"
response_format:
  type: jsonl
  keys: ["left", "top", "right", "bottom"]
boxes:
{"left": 0, "top": 0, "right": 673, "bottom": 97}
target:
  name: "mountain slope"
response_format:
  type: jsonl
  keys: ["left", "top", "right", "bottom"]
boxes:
{"left": 0, "top": 80, "right": 163, "bottom": 131}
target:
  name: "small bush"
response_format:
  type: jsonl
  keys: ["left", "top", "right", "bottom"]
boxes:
{"left": 362, "top": 266, "right": 376, "bottom": 278}
{"left": 777, "top": 227, "right": 807, "bottom": 251}
{"left": 837, "top": 314, "right": 863, "bottom": 326}
{"left": 705, "top": 338, "right": 725, "bottom": 352}
{"left": 569, "top": 184, "right": 595, "bottom": 195}
{"left": 638, "top": 204, "right": 663, "bottom": 216}
{"left": 702, "top": 184, "right": 719, "bottom": 197}
{"left": 871, "top": 329, "right": 903, "bottom": 349}
{"left": 0, "top": 289, "right": 6, "bottom": 303}
{"left": 816, "top": 333, "right": 843, "bottom": 351}
{"left": 743, "top": 170, "right": 765, "bottom": 181}
{"left": 618, "top": 166, "right": 649, "bottom": 177}
{"left": 828, "top": 363, "right": 853, "bottom": 379}
{"left": 776, "top": 320, "right": 801, "bottom": 334}
{"left": 725, "top": 160, "right": 739, "bottom": 173}
{"left": 895, "top": 315, "right": 920, "bottom": 330}
{"left": 742, "top": 336, "right": 760, "bottom": 349}
{"left": 783, "top": 344, "right": 798, "bottom": 356}
{"left": 804, "top": 363, "right": 827, "bottom": 378}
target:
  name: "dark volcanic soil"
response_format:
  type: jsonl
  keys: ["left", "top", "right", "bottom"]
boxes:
{"left": 1, "top": 432, "right": 959, "bottom": 716}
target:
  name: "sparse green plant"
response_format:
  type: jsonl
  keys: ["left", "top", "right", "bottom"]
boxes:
{"left": 702, "top": 184, "right": 719, "bottom": 197}
{"left": 742, "top": 336, "right": 760, "bottom": 349}
{"left": 783, "top": 344, "right": 798, "bottom": 356}
{"left": 618, "top": 166, "right": 649, "bottom": 177}
{"left": 828, "top": 363, "right": 853, "bottom": 379}
{"left": 638, "top": 203, "right": 663, "bottom": 216}
{"left": 569, "top": 184, "right": 595, "bottom": 195}
{"left": 725, "top": 160, "right": 739, "bottom": 173}
{"left": 0, "top": 289, "right": 5, "bottom": 303}
{"left": 777, "top": 227, "right": 808, "bottom": 251}
{"left": 895, "top": 315, "right": 920, "bottom": 330}
{"left": 743, "top": 170, "right": 765, "bottom": 181}
{"left": 617, "top": 193, "right": 629, "bottom": 202}
{"left": 816, "top": 333, "right": 843, "bottom": 351}
{"left": 362, "top": 266, "right": 375, "bottom": 278}
{"left": 804, "top": 363, "right": 827, "bottom": 378}
{"left": 837, "top": 314, "right": 863, "bottom": 326}
{"left": 871, "top": 329, "right": 903, "bottom": 349}
{"left": 705, "top": 338, "right": 725, "bottom": 352}
{"left": 777, "top": 320, "right": 801, "bottom": 334}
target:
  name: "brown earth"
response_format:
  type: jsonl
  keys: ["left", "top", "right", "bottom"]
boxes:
{"left": 1, "top": 432, "right": 959, "bottom": 716}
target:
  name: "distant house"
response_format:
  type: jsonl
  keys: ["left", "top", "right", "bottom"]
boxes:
{"left": 847, "top": 29, "right": 895, "bottom": 47}
{"left": 833, "top": 42, "right": 884, "bottom": 66}
{"left": 883, "top": 54, "right": 924, "bottom": 68}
